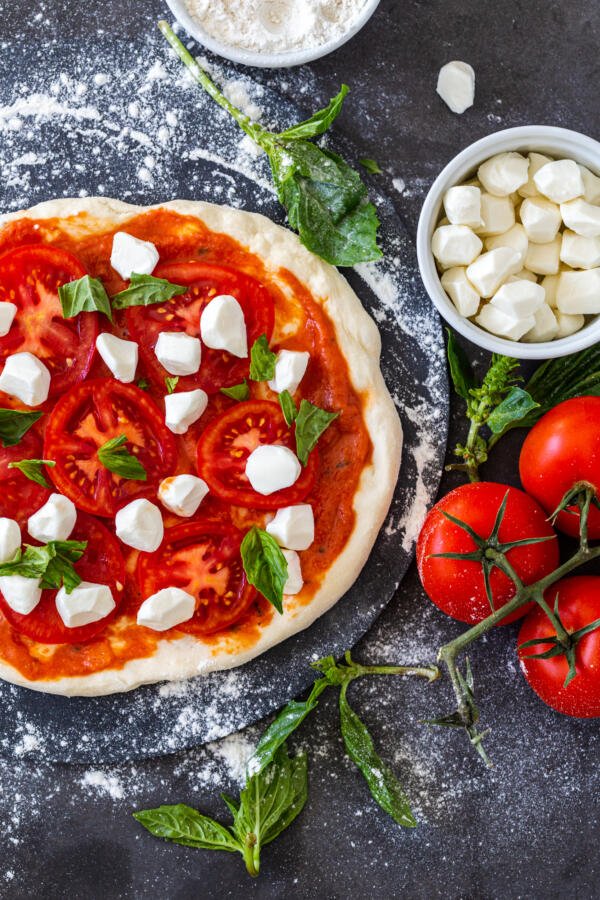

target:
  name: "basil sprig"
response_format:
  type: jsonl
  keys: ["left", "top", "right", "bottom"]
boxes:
{"left": 0, "top": 409, "right": 42, "bottom": 448}
{"left": 220, "top": 380, "right": 249, "bottom": 402}
{"left": 8, "top": 458, "right": 55, "bottom": 489}
{"left": 112, "top": 273, "right": 187, "bottom": 309}
{"left": 294, "top": 400, "right": 338, "bottom": 465}
{"left": 240, "top": 526, "right": 287, "bottom": 613}
{"left": 164, "top": 376, "right": 179, "bottom": 394}
{"left": 59, "top": 275, "right": 113, "bottom": 322}
{"left": 97, "top": 434, "right": 147, "bottom": 481}
{"left": 0, "top": 540, "right": 87, "bottom": 594}
{"left": 249, "top": 335, "right": 276, "bottom": 382}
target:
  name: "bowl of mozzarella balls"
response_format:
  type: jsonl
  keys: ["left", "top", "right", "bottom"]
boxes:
{"left": 417, "top": 126, "right": 600, "bottom": 358}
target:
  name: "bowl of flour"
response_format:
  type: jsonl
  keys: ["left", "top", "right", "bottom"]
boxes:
{"left": 165, "top": 0, "right": 380, "bottom": 67}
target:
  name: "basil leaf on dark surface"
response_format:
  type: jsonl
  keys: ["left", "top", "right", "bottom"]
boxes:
{"left": 0, "top": 540, "right": 87, "bottom": 594}
{"left": 8, "top": 458, "right": 55, "bottom": 489}
{"left": 294, "top": 399, "right": 338, "bottom": 465}
{"left": 133, "top": 804, "right": 240, "bottom": 852}
{"left": 220, "top": 380, "right": 250, "bottom": 401}
{"left": 97, "top": 434, "right": 147, "bottom": 481}
{"left": 446, "top": 329, "right": 477, "bottom": 401}
{"left": 0, "top": 409, "right": 43, "bottom": 448}
{"left": 339, "top": 684, "right": 417, "bottom": 828}
{"left": 359, "top": 157, "right": 383, "bottom": 174}
{"left": 112, "top": 273, "right": 187, "bottom": 309}
{"left": 164, "top": 376, "right": 179, "bottom": 394}
{"left": 240, "top": 526, "right": 287, "bottom": 613}
{"left": 58, "top": 274, "right": 113, "bottom": 322}
{"left": 487, "top": 386, "right": 539, "bottom": 435}
{"left": 249, "top": 335, "right": 277, "bottom": 382}
{"left": 278, "top": 390, "right": 297, "bottom": 426}
{"left": 277, "top": 85, "right": 348, "bottom": 140}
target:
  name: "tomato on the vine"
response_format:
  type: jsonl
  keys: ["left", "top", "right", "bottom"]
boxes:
{"left": 417, "top": 482, "right": 559, "bottom": 625}
{"left": 518, "top": 576, "right": 600, "bottom": 718}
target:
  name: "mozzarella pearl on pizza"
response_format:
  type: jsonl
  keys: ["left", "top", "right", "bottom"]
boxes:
{"left": 28, "top": 494, "right": 77, "bottom": 543}
{"left": 200, "top": 294, "right": 248, "bottom": 358}
{"left": 137, "top": 587, "right": 196, "bottom": 631}
{"left": 155, "top": 332, "right": 201, "bottom": 376}
{"left": 115, "top": 499, "right": 164, "bottom": 552}
{"left": 55, "top": 581, "right": 116, "bottom": 628}
{"left": 245, "top": 445, "right": 302, "bottom": 495}
{"left": 0, "top": 351, "right": 51, "bottom": 407}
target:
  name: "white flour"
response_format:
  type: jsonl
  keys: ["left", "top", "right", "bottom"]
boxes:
{"left": 184, "top": 0, "right": 369, "bottom": 53}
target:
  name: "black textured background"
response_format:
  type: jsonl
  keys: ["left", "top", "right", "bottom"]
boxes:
{"left": 1, "top": 1, "right": 599, "bottom": 898}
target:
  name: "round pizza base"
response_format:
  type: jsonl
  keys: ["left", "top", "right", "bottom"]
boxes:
{"left": 0, "top": 198, "right": 402, "bottom": 695}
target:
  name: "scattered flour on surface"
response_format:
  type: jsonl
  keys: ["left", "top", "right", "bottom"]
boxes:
{"left": 80, "top": 770, "right": 125, "bottom": 801}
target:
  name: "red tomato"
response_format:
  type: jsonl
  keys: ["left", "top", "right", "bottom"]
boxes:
{"left": 519, "top": 396, "right": 600, "bottom": 538}
{"left": 44, "top": 378, "right": 177, "bottom": 517}
{"left": 0, "top": 429, "right": 50, "bottom": 528}
{"left": 136, "top": 519, "right": 257, "bottom": 635}
{"left": 125, "top": 262, "right": 274, "bottom": 393}
{"left": 196, "top": 400, "right": 317, "bottom": 510}
{"left": 417, "top": 482, "right": 559, "bottom": 625}
{"left": 518, "top": 576, "right": 600, "bottom": 717}
{"left": 0, "top": 513, "right": 126, "bottom": 644}
{"left": 0, "top": 244, "right": 98, "bottom": 400}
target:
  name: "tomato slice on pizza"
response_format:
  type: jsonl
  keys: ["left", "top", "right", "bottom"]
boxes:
{"left": 0, "top": 429, "right": 50, "bottom": 528}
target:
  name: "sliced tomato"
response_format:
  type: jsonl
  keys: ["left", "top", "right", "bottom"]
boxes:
{"left": 125, "top": 262, "right": 274, "bottom": 393}
{"left": 0, "top": 513, "right": 126, "bottom": 644}
{"left": 44, "top": 378, "right": 177, "bottom": 517}
{"left": 0, "top": 429, "right": 50, "bottom": 528}
{"left": 196, "top": 400, "right": 317, "bottom": 509}
{"left": 136, "top": 519, "right": 257, "bottom": 635}
{"left": 0, "top": 244, "right": 98, "bottom": 400}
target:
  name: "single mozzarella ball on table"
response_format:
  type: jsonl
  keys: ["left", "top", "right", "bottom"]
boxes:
{"left": 266, "top": 504, "right": 315, "bottom": 551}
{"left": 137, "top": 587, "right": 196, "bottom": 632}
{"left": 155, "top": 332, "right": 201, "bottom": 376}
{"left": 0, "top": 575, "right": 42, "bottom": 614}
{"left": 490, "top": 280, "right": 545, "bottom": 319}
{"left": 96, "top": 333, "right": 138, "bottom": 383}
{"left": 476, "top": 194, "right": 515, "bottom": 236}
{"left": 523, "top": 303, "right": 559, "bottom": 342}
{"left": 282, "top": 549, "right": 304, "bottom": 596}
{"left": 508, "top": 269, "right": 538, "bottom": 283}
{"left": 164, "top": 389, "right": 208, "bottom": 435}
{"left": 0, "top": 352, "right": 51, "bottom": 407}
{"left": 518, "top": 152, "right": 553, "bottom": 198}
{"left": 268, "top": 350, "right": 310, "bottom": 395}
{"left": 55, "top": 581, "right": 115, "bottom": 628}
{"left": 436, "top": 61, "right": 475, "bottom": 114}
{"left": 431, "top": 225, "right": 482, "bottom": 268}
{"left": 541, "top": 273, "right": 560, "bottom": 307}
{"left": 560, "top": 198, "right": 600, "bottom": 238}
{"left": 579, "top": 165, "right": 600, "bottom": 204}
{"left": 0, "top": 302, "right": 17, "bottom": 337}
{"left": 556, "top": 311, "right": 585, "bottom": 338}
{"left": 477, "top": 152, "right": 529, "bottom": 197}
{"left": 158, "top": 475, "right": 209, "bottom": 518}
{"left": 115, "top": 499, "right": 164, "bottom": 552}
{"left": 443, "top": 185, "right": 482, "bottom": 227}
{"left": 200, "top": 294, "right": 248, "bottom": 359}
{"left": 519, "top": 197, "right": 561, "bottom": 243}
{"left": 0, "top": 518, "right": 21, "bottom": 564}
{"left": 475, "top": 304, "right": 535, "bottom": 341}
{"left": 557, "top": 269, "right": 600, "bottom": 314}
{"left": 485, "top": 224, "right": 529, "bottom": 265}
{"left": 533, "top": 159, "right": 584, "bottom": 204}
{"left": 466, "top": 248, "right": 521, "bottom": 298}
{"left": 245, "top": 445, "right": 301, "bottom": 496}
{"left": 440, "top": 267, "right": 480, "bottom": 317}
{"left": 110, "top": 232, "right": 159, "bottom": 280}
{"left": 524, "top": 236, "right": 561, "bottom": 275}
{"left": 28, "top": 493, "right": 77, "bottom": 543}
{"left": 560, "top": 231, "right": 600, "bottom": 269}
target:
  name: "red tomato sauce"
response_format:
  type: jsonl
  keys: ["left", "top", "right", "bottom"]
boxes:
{"left": 0, "top": 210, "right": 371, "bottom": 682}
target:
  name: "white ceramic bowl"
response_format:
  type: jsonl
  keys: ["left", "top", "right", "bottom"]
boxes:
{"left": 165, "top": 0, "right": 380, "bottom": 68}
{"left": 416, "top": 125, "right": 600, "bottom": 359}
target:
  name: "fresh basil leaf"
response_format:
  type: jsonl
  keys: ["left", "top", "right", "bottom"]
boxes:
{"left": 133, "top": 804, "right": 240, "bottom": 852}
{"left": 277, "top": 85, "right": 348, "bottom": 141}
{"left": 220, "top": 793, "right": 240, "bottom": 818}
{"left": 241, "top": 527, "right": 287, "bottom": 613}
{"left": 446, "top": 329, "right": 477, "bottom": 401}
{"left": 487, "top": 386, "right": 539, "bottom": 435}
{"left": 359, "top": 158, "right": 383, "bottom": 174}
{"left": 59, "top": 275, "right": 113, "bottom": 322}
{"left": 0, "top": 540, "right": 87, "bottom": 594}
{"left": 112, "top": 273, "right": 187, "bottom": 310}
{"left": 97, "top": 434, "right": 147, "bottom": 481}
{"left": 0, "top": 409, "right": 42, "bottom": 448}
{"left": 165, "top": 376, "right": 179, "bottom": 394}
{"left": 220, "top": 380, "right": 249, "bottom": 401}
{"left": 249, "top": 335, "right": 277, "bottom": 382}
{"left": 8, "top": 458, "right": 55, "bottom": 489}
{"left": 294, "top": 399, "right": 338, "bottom": 465}
{"left": 339, "top": 684, "right": 417, "bottom": 828}
{"left": 278, "top": 390, "right": 297, "bottom": 426}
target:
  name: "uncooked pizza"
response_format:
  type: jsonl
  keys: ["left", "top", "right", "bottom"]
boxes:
{"left": 0, "top": 198, "right": 401, "bottom": 695}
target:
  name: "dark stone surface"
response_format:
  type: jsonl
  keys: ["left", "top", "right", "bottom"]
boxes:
{"left": 0, "top": 0, "right": 599, "bottom": 898}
